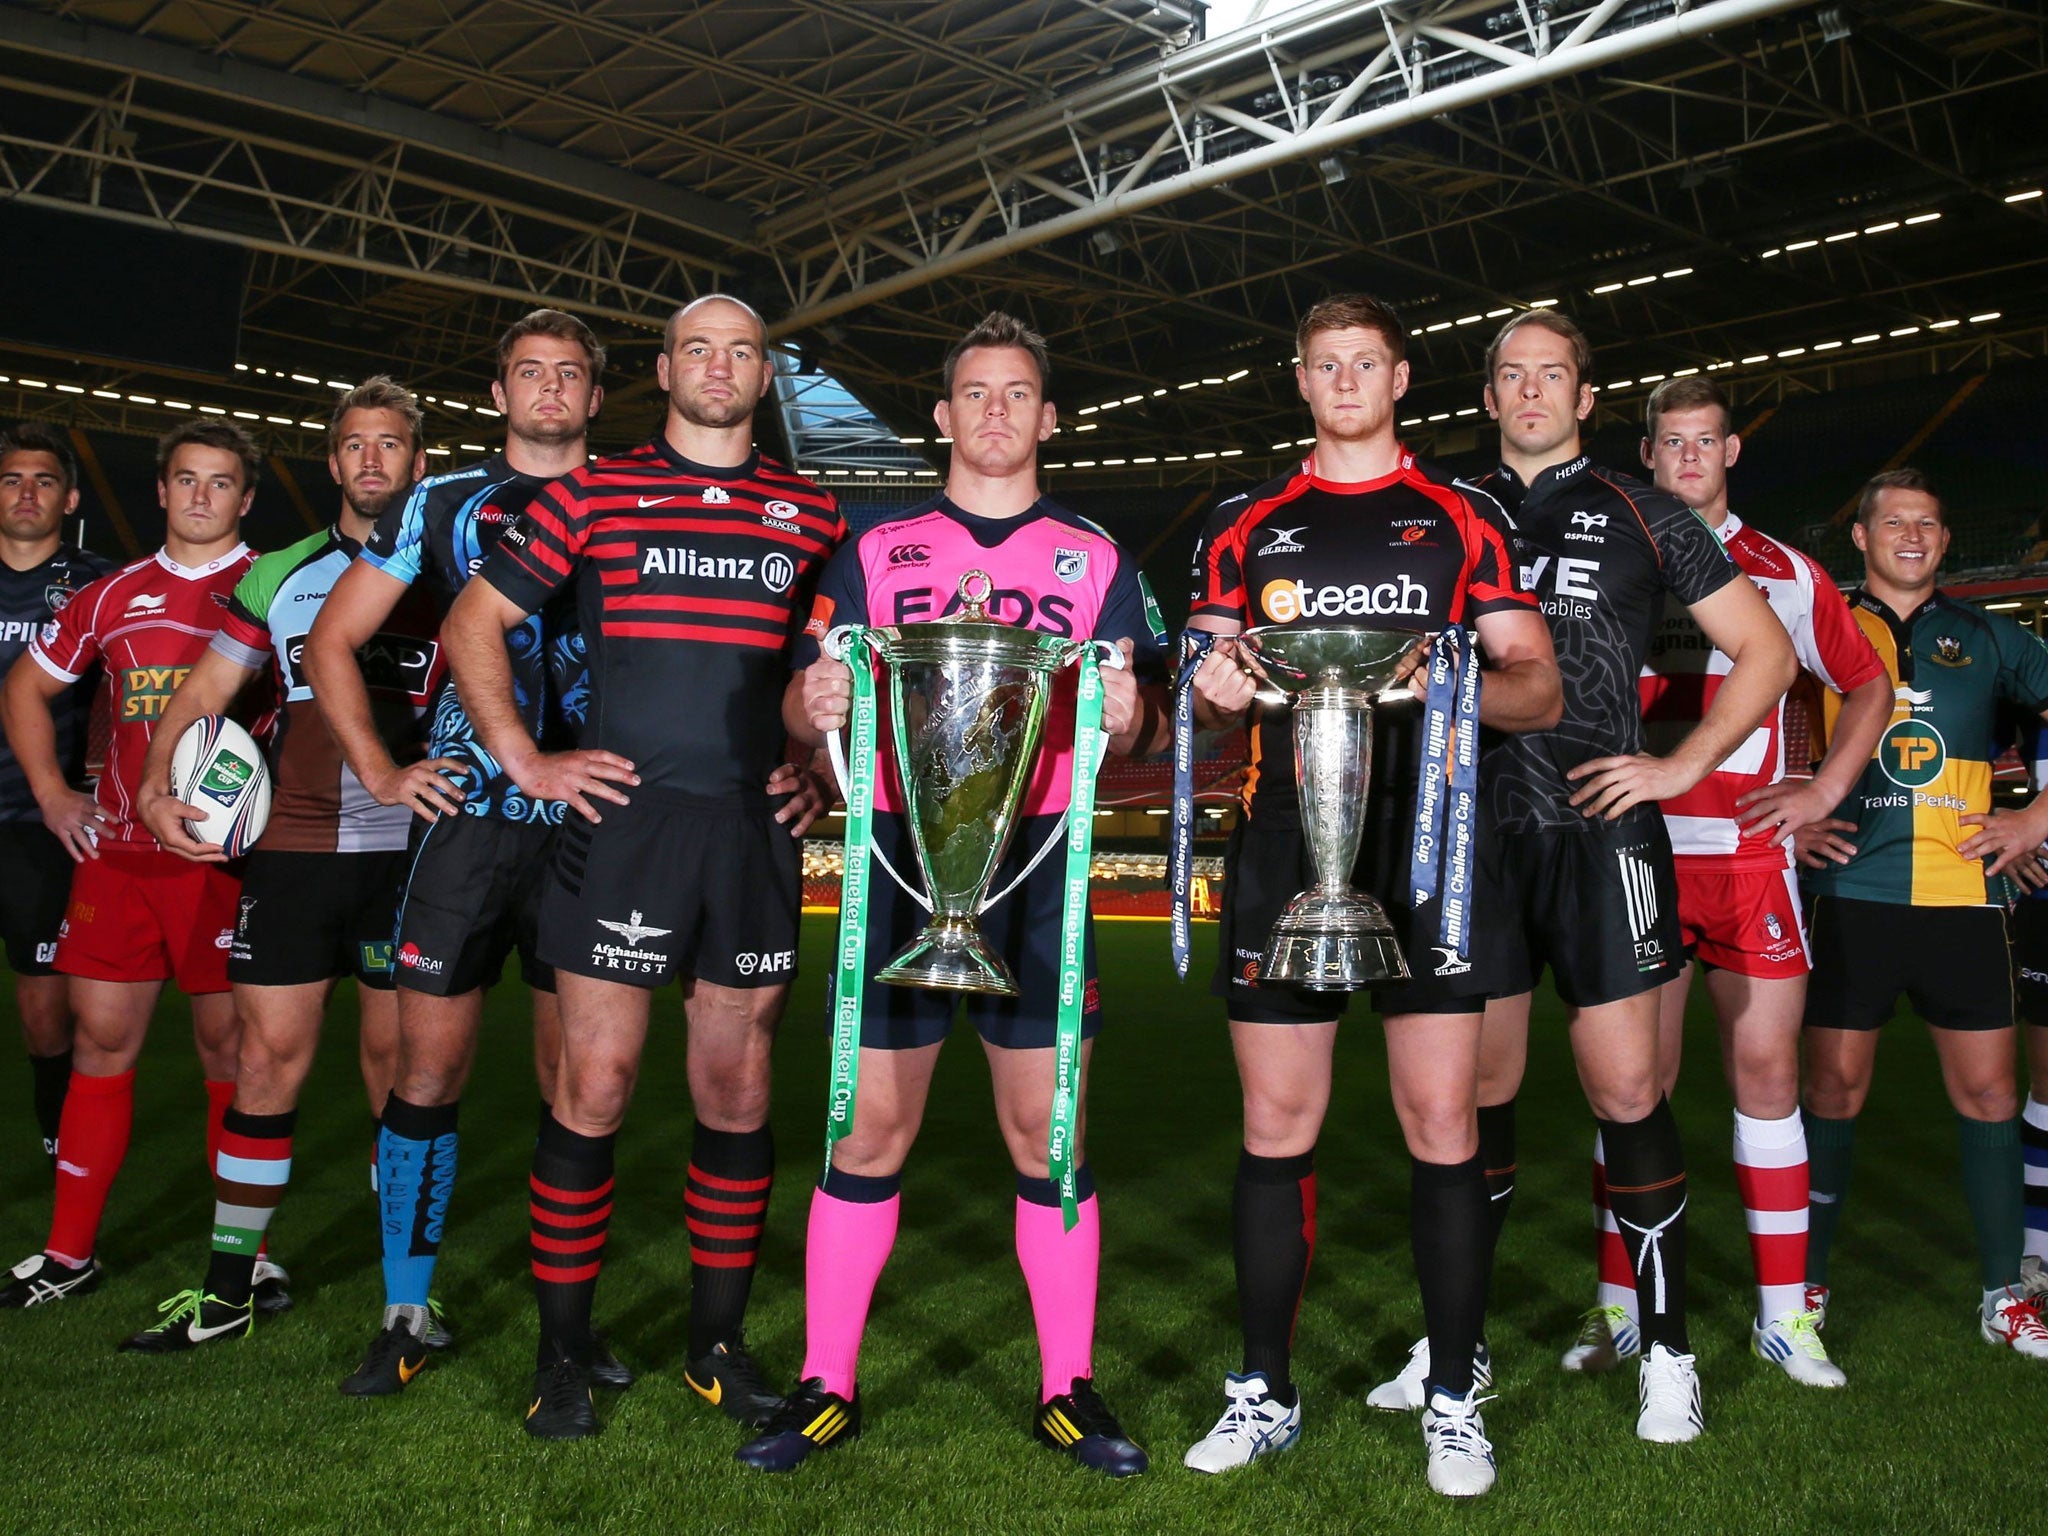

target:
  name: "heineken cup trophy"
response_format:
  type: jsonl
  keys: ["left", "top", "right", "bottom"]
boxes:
{"left": 826, "top": 571, "right": 1117, "bottom": 996}
{"left": 1237, "top": 624, "right": 1429, "bottom": 989}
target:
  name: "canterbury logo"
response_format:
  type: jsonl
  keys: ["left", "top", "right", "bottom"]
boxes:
{"left": 888, "top": 543, "right": 930, "bottom": 566}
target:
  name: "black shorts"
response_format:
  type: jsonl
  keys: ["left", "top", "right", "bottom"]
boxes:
{"left": 392, "top": 813, "right": 555, "bottom": 996}
{"left": 0, "top": 820, "right": 73, "bottom": 976}
{"left": 1482, "top": 813, "right": 1685, "bottom": 1008}
{"left": 229, "top": 848, "right": 407, "bottom": 989}
{"left": 1215, "top": 721, "right": 1491, "bottom": 1024}
{"left": 539, "top": 787, "right": 801, "bottom": 991}
{"left": 856, "top": 811, "right": 1102, "bottom": 1051}
{"left": 2013, "top": 899, "right": 2048, "bottom": 1029}
{"left": 1805, "top": 894, "right": 2013, "bottom": 1033}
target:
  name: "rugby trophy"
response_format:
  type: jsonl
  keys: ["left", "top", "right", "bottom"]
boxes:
{"left": 824, "top": 569, "right": 1120, "bottom": 995}
{"left": 1237, "top": 624, "right": 1429, "bottom": 988}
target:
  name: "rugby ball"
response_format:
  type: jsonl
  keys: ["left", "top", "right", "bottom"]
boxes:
{"left": 170, "top": 715, "right": 272, "bottom": 857}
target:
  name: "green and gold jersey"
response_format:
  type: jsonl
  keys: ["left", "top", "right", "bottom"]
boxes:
{"left": 1806, "top": 590, "right": 2048, "bottom": 907}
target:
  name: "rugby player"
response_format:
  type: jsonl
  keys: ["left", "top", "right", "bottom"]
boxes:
{"left": 1178, "top": 294, "right": 1561, "bottom": 1498}
{"left": 0, "top": 420, "right": 263, "bottom": 1308}
{"left": 739, "top": 311, "right": 1169, "bottom": 1476}
{"left": 2005, "top": 718, "right": 2048, "bottom": 1299}
{"left": 1574, "top": 377, "right": 1890, "bottom": 1389}
{"left": 0, "top": 426, "right": 115, "bottom": 1162}
{"left": 300, "top": 311, "right": 620, "bottom": 1395}
{"left": 444, "top": 293, "right": 843, "bottom": 1440}
{"left": 1795, "top": 469, "right": 2048, "bottom": 1358}
{"left": 1368, "top": 312, "right": 1798, "bottom": 1443}
{"left": 117, "top": 378, "right": 446, "bottom": 1350}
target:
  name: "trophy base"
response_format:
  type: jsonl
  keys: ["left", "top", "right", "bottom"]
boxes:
{"left": 1260, "top": 891, "right": 1410, "bottom": 990}
{"left": 876, "top": 917, "right": 1020, "bottom": 996}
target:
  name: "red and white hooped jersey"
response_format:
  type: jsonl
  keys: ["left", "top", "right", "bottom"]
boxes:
{"left": 1639, "top": 511, "right": 1884, "bottom": 870}
{"left": 29, "top": 544, "right": 259, "bottom": 848}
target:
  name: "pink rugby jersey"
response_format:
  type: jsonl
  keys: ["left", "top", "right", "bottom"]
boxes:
{"left": 1639, "top": 511, "right": 1884, "bottom": 870}
{"left": 796, "top": 497, "right": 1168, "bottom": 815}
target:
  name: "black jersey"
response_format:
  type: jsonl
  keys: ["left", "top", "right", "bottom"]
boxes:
{"left": 360, "top": 456, "right": 585, "bottom": 825}
{"left": 1189, "top": 454, "right": 1533, "bottom": 815}
{"left": 481, "top": 438, "right": 844, "bottom": 801}
{"left": 0, "top": 543, "right": 118, "bottom": 821}
{"left": 1476, "top": 455, "right": 1736, "bottom": 832}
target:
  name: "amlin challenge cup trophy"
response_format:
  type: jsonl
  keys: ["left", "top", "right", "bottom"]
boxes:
{"left": 820, "top": 569, "right": 1123, "bottom": 1227}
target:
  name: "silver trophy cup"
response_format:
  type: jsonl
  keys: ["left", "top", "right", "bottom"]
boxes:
{"left": 1238, "top": 624, "right": 1429, "bottom": 988}
{"left": 829, "top": 571, "right": 1112, "bottom": 996}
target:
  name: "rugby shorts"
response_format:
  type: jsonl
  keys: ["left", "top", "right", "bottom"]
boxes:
{"left": 1214, "top": 755, "right": 1491, "bottom": 1024}
{"left": 1482, "top": 811, "right": 1685, "bottom": 1007}
{"left": 54, "top": 843, "right": 239, "bottom": 995}
{"left": 856, "top": 811, "right": 1101, "bottom": 1051}
{"left": 1804, "top": 894, "right": 2012, "bottom": 1033}
{"left": 1673, "top": 857, "right": 1811, "bottom": 979}
{"left": 2012, "top": 899, "right": 2048, "bottom": 1029}
{"left": 229, "top": 848, "right": 407, "bottom": 990}
{"left": 0, "top": 820, "right": 75, "bottom": 976}
{"left": 539, "top": 787, "right": 800, "bottom": 992}
{"left": 392, "top": 812, "right": 555, "bottom": 996}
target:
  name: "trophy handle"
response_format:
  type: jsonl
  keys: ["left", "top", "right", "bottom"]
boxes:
{"left": 979, "top": 638, "right": 1124, "bottom": 912}
{"left": 820, "top": 625, "right": 936, "bottom": 915}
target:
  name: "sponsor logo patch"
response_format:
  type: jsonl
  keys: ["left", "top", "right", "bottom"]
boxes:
{"left": 397, "top": 941, "right": 445, "bottom": 976}
{"left": 701, "top": 485, "right": 731, "bottom": 505}
{"left": 1053, "top": 547, "right": 1089, "bottom": 584}
{"left": 119, "top": 665, "right": 193, "bottom": 721}
{"left": 888, "top": 543, "right": 931, "bottom": 566}
{"left": 123, "top": 592, "right": 168, "bottom": 617}
{"left": 1257, "top": 525, "right": 1308, "bottom": 556}
{"left": 1877, "top": 719, "right": 1946, "bottom": 788}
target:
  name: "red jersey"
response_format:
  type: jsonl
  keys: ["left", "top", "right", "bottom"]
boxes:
{"left": 29, "top": 545, "right": 260, "bottom": 848}
{"left": 1639, "top": 512, "right": 1884, "bottom": 870}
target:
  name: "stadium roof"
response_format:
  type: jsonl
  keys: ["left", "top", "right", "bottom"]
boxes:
{"left": 2, "top": 0, "right": 2042, "bottom": 491}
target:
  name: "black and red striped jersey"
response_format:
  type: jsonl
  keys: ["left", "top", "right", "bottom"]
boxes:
{"left": 480, "top": 437, "right": 843, "bottom": 799}
{"left": 1189, "top": 452, "right": 1532, "bottom": 814}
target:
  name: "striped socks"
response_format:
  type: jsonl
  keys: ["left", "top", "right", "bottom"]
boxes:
{"left": 685, "top": 1123, "right": 774, "bottom": 1358}
{"left": 1732, "top": 1109, "right": 1810, "bottom": 1324}
{"left": 531, "top": 1114, "right": 615, "bottom": 1363}
{"left": 205, "top": 1107, "right": 295, "bottom": 1306}
{"left": 2023, "top": 1096, "right": 2048, "bottom": 1265}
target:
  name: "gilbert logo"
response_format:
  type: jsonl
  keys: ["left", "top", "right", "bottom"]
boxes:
{"left": 1258, "top": 526, "right": 1308, "bottom": 555}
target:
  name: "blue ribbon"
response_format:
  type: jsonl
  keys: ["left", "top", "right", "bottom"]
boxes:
{"left": 1170, "top": 628, "right": 1219, "bottom": 979}
{"left": 1407, "top": 626, "right": 1482, "bottom": 964}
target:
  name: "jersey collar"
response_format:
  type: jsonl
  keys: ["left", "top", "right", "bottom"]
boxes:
{"left": 1303, "top": 449, "right": 1412, "bottom": 494}
{"left": 155, "top": 543, "right": 249, "bottom": 581}
{"left": 651, "top": 435, "right": 760, "bottom": 482}
{"left": 1716, "top": 510, "right": 1744, "bottom": 545}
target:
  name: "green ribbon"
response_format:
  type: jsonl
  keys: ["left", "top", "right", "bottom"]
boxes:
{"left": 824, "top": 627, "right": 877, "bottom": 1175}
{"left": 1050, "top": 646, "right": 1108, "bottom": 1231}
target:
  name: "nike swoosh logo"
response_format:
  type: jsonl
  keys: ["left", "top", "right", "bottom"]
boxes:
{"left": 638, "top": 495, "right": 676, "bottom": 508}
{"left": 398, "top": 1356, "right": 423, "bottom": 1383}
{"left": 685, "top": 1371, "right": 723, "bottom": 1406}
{"left": 187, "top": 1314, "right": 247, "bottom": 1342}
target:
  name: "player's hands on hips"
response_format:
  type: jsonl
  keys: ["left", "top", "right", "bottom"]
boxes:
{"left": 135, "top": 776, "right": 227, "bottom": 864}
{"left": 1957, "top": 804, "right": 2048, "bottom": 878}
{"left": 2010, "top": 854, "right": 2048, "bottom": 893}
{"left": 1792, "top": 816, "right": 1859, "bottom": 869}
{"left": 1100, "top": 638, "right": 1139, "bottom": 738}
{"left": 1565, "top": 752, "right": 1701, "bottom": 820}
{"left": 41, "top": 785, "right": 108, "bottom": 863}
{"left": 1192, "top": 638, "right": 1256, "bottom": 720}
{"left": 367, "top": 756, "right": 471, "bottom": 822}
{"left": 768, "top": 759, "right": 831, "bottom": 839}
{"left": 1734, "top": 776, "right": 1837, "bottom": 847}
{"left": 800, "top": 656, "right": 854, "bottom": 736}
{"left": 510, "top": 749, "right": 639, "bottom": 825}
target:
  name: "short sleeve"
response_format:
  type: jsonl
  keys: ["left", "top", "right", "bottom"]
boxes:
{"left": 1791, "top": 551, "right": 1884, "bottom": 694}
{"left": 1992, "top": 611, "right": 2048, "bottom": 713}
{"left": 27, "top": 572, "right": 109, "bottom": 683}
{"left": 478, "top": 474, "right": 588, "bottom": 615}
{"left": 1094, "top": 552, "right": 1170, "bottom": 685}
{"left": 1644, "top": 492, "right": 1737, "bottom": 607}
{"left": 791, "top": 537, "right": 870, "bottom": 670}
{"left": 360, "top": 481, "right": 428, "bottom": 586}
{"left": 1189, "top": 492, "right": 1252, "bottom": 625}
{"left": 1458, "top": 482, "right": 1537, "bottom": 617}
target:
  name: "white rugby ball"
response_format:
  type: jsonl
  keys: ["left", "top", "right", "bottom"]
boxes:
{"left": 170, "top": 715, "right": 272, "bottom": 857}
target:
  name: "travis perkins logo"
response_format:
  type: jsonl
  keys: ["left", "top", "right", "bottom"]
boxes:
{"left": 592, "top": 910, "right": 673, "bottom": 974}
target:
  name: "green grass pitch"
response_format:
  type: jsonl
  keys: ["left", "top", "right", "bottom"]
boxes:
{"left": 1, "top": 917, "right": 2040, "bottom": 1534}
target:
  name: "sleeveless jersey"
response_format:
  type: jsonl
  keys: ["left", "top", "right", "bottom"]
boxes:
{"left": 1805, "top": 591, "right": 2048, "bottom": 908}
{"left": 794, "top": 496, "right": 1169, "bottom": 815}
{"left": 1188, "top": 453, "right": 1531, "bottom": 815}
{"left": 0, "top": 543, "right": 117, "bottom": 820}
{"left": 1639, "top": 512, "right": 1885, "bottom": 869}
{"left": 482, "top": 440, "right": 843, "bottom": 799}
{"left": 212, "top": 525, "right": 445, "bottom": 854}
{"left": 1476, "top": 456, "right": 1736, "bottom": 833}
{"left": 28, "top": 544, "right": 260, "bottom": 848}
{"left": 360, "top": 456, "right": 585, "bottom": 825}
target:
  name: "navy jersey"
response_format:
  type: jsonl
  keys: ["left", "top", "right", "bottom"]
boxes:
{"left": 360, "top": 455, "right": 584, "bottom": 825}
{"left": 0, "top": 543, "right": 118, "bottom": 820}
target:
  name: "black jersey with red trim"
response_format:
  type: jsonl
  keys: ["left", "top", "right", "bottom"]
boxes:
{"left": 480, "top": 438, "right": 844, "bottom": 800}
{"left": 1189, "top": 453, "right": 1533, "bottom": 814}
{"left": 1476, "top": 455, "right": 1736, "bottom": 832}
